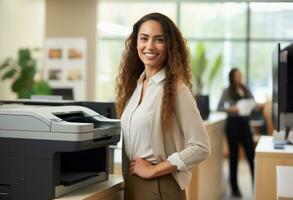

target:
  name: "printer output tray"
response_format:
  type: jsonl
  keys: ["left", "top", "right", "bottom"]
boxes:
{"left": 60, "top": 172, "right": 99, "bottom": 186}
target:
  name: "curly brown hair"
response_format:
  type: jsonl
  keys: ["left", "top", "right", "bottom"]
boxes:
{"left": 115, "top": 12, "right": 192, "bottom": 132}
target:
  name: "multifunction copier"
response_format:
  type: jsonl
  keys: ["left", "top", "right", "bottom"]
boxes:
{"left": 0, "top": 105, "right": 120, "bottom": 200}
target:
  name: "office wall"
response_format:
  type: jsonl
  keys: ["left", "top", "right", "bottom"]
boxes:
{"left": 45, "top": 0, "right": 97, "bottom": 100}
{"left": 0, "top": 0, "right": 45, "bottom": 100}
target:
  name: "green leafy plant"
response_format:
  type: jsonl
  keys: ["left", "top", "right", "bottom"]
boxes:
{"left": 191, "top": 43, "right": 222, "bottom": 95}
{"left": 0, "top": 48, "right": 51, "bottom": 98}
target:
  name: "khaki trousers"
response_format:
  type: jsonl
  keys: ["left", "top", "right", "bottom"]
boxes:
{"left": 124, "top": 173, "right": 186, "bottom": 200}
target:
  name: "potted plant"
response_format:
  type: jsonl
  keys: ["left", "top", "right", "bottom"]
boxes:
{"left": 191, "top": 43, "right": 222, "bottom": 120}
{"left": 0, "top": 48, "right": 51, "bottom": 98}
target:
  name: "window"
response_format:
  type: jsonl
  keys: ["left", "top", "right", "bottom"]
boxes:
{"left": 250, "top": 3, "right": 293, "bottom": 39}
{"left": 96, "top": 1, "right": 293, "bottom": 108}
{"left": 180, "top": 2, "right": 247, "bottom": 39}
{"left": 249, "top": 2, "right": 293, "bottom": 103}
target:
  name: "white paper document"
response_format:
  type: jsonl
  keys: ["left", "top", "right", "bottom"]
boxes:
{"left": 236, "top": 98, "right": 256, "bottom": 116}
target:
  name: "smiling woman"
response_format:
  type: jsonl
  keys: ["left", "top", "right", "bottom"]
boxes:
{"left": 115, "top": 13, "right": 210, "bottom": 200}
{"left": 136, "top": 20, "right": 167, "bottom": 70}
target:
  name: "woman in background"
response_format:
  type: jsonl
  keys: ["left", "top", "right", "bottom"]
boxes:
{"left": 115, "top": 13, "right": 210, "bottom": 200}
{"left": 218, "top": 68, "right": 255, "bottom": 198}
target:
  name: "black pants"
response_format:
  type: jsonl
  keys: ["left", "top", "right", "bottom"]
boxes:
{"left": 226, "top": 116, "right": 255, "bottom": 193}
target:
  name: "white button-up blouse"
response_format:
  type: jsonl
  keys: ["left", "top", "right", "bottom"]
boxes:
{"left": 121, "top": 67, "right": 188, "bottom": 170}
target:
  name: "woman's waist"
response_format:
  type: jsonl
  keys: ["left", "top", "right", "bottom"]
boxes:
{"left": 127, "top": 151, "right": 160, "bottom": 165}
{"left": 227, "top": 115, "right": 250, "bottom": 122}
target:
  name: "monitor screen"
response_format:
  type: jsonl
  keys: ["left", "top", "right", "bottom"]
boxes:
{"left": 272, "top": 43, "right": 293, "bottom": 132}
{"left": 283, "top": 44, "right": 293, "bottom": 113}
{"left": 272, "top": 43, "right": 280, "bottom": 131}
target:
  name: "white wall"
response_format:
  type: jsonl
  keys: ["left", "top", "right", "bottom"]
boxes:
{"left": 0, "top": 0, "right": 45, "bottom": 100}
{"left": 46, "top": 0, "right": 97, "bottom": 100}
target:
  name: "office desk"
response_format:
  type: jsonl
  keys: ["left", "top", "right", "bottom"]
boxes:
{"left": 55, "top": 175, "right": 124, "bottom": 200}
{"left": 187, "top": 112, "right": 226, "bottom": 200}
{"left": 255, "top": 136, "right": 293, "bottom": 200}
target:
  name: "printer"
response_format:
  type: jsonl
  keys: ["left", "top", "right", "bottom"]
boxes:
{"left": 0, "top": 105, "right": 120, "bottom": 200}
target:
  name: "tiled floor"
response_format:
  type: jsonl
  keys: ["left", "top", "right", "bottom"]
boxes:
{"left": 222, "top": 159, "right": 254, "bottom": 200}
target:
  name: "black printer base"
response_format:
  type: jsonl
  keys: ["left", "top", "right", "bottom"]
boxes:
{"left": 0, "top": 138, "right": 114, "bottom": 200}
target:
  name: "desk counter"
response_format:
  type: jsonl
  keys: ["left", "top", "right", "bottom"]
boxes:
{"left": 255, "top": 136, "right": 293, "bottom": 200}
{"left": 55, "top": 175, "right": 123, "bottom": 200}
{"left": 187, "top": 112, "right": 227, "bottom": 200}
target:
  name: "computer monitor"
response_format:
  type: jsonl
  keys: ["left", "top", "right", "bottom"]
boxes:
{"left": 272, "top": 43, "right": 293, "bottom": 138}
{"left": 51, "top": 88, "right": 74, "bottom": 100}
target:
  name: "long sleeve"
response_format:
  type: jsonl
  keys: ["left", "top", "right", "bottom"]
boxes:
{"left": 217, "top": 88, "right": 233, "bottom": 112}
{"left": 174, "top": 84, "right": 211, "bottom": 170}
{"left": 246, "top": 87, "right": 255, "bottom": 99}
{"left": 217, "top": 87, "right": 255, "bottom": 115}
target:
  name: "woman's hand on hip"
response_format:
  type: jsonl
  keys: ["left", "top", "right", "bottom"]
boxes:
{"left": 130, "top": 158, "right": 177, "bottom": 179}
{"left": 228, "top": 105, "right": 239, "bottom": 113}
{"left": 130, "top": 158, "right": 156, "bottom": 179}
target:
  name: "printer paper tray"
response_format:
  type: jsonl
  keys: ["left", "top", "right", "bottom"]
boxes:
{"left": 60, "top": 172, "right": 99, "bottom": 186}
{"left": 55, "top": 172, "right": 107, "bottom": 198}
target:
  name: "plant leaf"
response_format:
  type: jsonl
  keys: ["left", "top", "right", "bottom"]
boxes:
{"left": 0, "top": 58, "right": 12, "bottom": 71}
{"left": 12, "top": 76, "right": 34, "bottom": 98}
{"left": 32, "top": 80, "right": 52, "bottom": 95}
{"left": 11, "top": 77, "right": 28, "bottom": 93}
{"left": 191, "top": 43, "right": 208, "bottom": 94}
{"left": 195, "top": 43, "right": 207, "bottom": 79}
{"left": 21, "top": 61, "right": 36, "bottom": 80}
{"left": 18, "top": 49, "right": 31, "bottom": 68}
{"left": 208, "top": 54, "right": 222, "bottom": 88}
{"left": 17, "top": 88, "right": 31, "bottom": 99}
{"left": 2, "top": 68, "right": 17, "bottom": 80}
